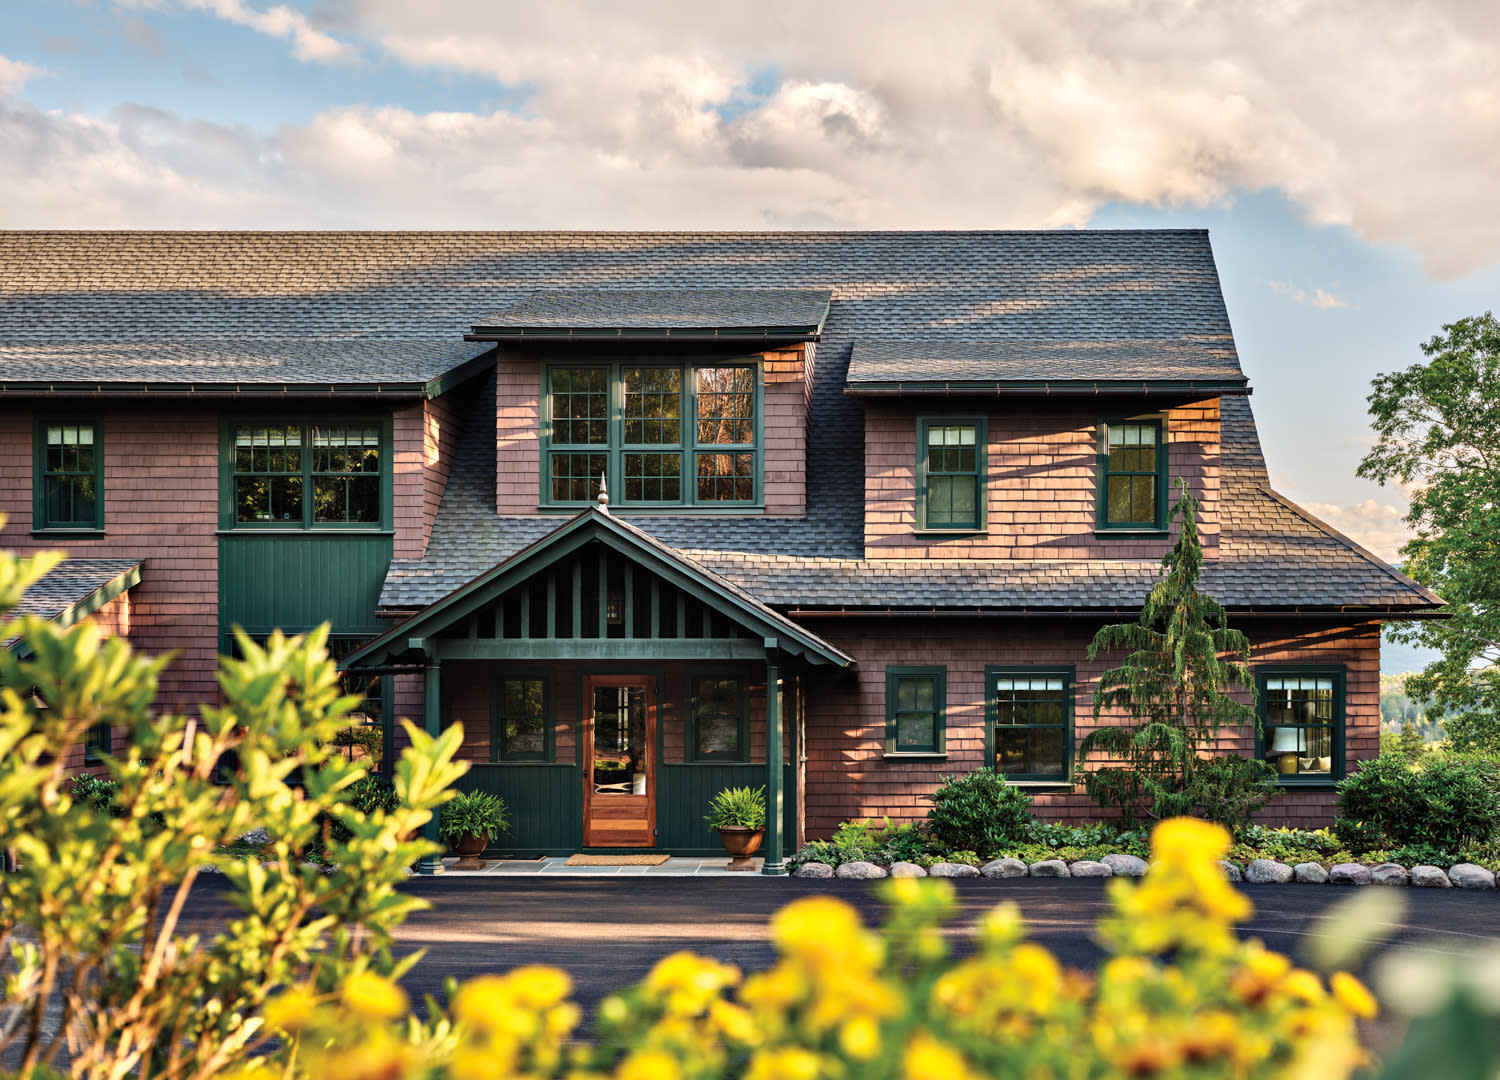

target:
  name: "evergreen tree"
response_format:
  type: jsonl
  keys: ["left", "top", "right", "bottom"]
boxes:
{"left": 1076, "top": 480, "right": 1275, "bottom": 829}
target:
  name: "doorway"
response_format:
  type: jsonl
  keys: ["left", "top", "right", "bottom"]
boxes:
{"left": 581, "top": 674, "right": 655, "bottom": 847}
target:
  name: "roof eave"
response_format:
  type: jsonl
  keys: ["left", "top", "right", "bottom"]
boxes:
{"left": 465, "top": 326, "right": 822, "bottom": 344}
{"left": 843, "top": 378, "right": 1252, "bottom": 397}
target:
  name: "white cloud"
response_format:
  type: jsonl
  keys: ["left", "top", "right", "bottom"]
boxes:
{"left": 2, "top": 2, "right": 1499, "bottom": 277}
{"left": 0, "top": 56, "right": 45, "bottom": 97}
{"left": 1303, "top": 499, "right": 1411, "bottom": 564}
{"left": 1269, "top": 280, "right": 1351, "bottom": 309}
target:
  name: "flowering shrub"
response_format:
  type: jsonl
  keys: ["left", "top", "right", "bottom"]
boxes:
{"left": 268, "top": 817, "right": 1380, "bottom": 1079}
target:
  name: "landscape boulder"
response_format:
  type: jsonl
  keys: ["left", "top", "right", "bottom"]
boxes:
{"left": 1371, "top": 863, "right": 1409, "bottom": 886}
{"left": 792, "top": 862, "right": 833, "bottom": 879}
{"left": 888, "top": 861, "right": 927, "bottom": 878}
{"left": 1449, "top": 863, "right": 1496, "bottom": 889}
{"left": 835, "top": 860, "right": 888, "bottom": 880}
{"left": 1218, "top": 860, "right": 1243, "bottom": 883}
{"left": 1101, "top": 853, "right": 1149, "bottom": 878}
{"left": 1329, "top": 863, "right": 1372, "bottom": 886}
{"left": 1293, "top": 863, "right": 1329, "bottom": 884}
{"left": 1409, "top": 865, "right": 1452, "bottom": 888}
{"left": 1068, "top": 860, "right": 1113, "bottom": 878}
{"left": 929, "top": 862, "right": 981, "bottom": 878}
{"left": 981, "top": 858, "right": 1029, "bottom": 879}
{"left": 1028, "top": 859, "right": 1071, "bottom": 878}
{"left": 1245, "top": 859, "right": 1294, "bottom": 885}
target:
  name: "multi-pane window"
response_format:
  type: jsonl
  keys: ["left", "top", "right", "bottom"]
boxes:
{"left": 36, "top": 421, "right": 103, "bottom": 530}
{"left": 1098, "top": 419, "right": 1165, "bottom": 530}
{"left": 919, "top": 417, "right": 985, "bottom": 531}
{"left": 1260, "top": 671, "right": 1341, "bottom": 780}
{"left": 493, "top": 676, "right": 550, "bottom": 762}
{"left": 885, "top": 667, "right": 946, "bottom": 755}
{"left": 690, "top": 675, "right": 746, "bottom": 761}
{"left": 84, "top": 720, "right": 111, "bottom": 763}
{"left": 991, "top": 671, "right": 1071, "bottom": 780}
{"left": 545, "top": 363, "right": 759, "bottom": 506}
{"left": 229, "top": 421, "right": 385, "bottom": 528}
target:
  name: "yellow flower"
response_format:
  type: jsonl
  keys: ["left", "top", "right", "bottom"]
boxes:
{"left": 616, "top": 1049, "right": 682, "bottom": 1080}
{"left": 839, "top": 1014, "right": 881, "bottom": 1061}
{"left": 1152, "top": 817, "right": 1231, "bottom": 865}
{"left": 1330, "top": 971, "right": 1378, "bottom": 1019}
{"left": 903, "top": 1032, "right": 974, "bottom": 1080}
{"left": 341, "top": 971, "right": 409, "bottom": 1021}
{"left": 452, "top": 974, "right": 513, "bottom": 1026}
{"left": 746, "top": 1047, "right": 823, "bottom": 1080}
{"left": 1282, "top": 969, "right": 1326, "bottom": 1004}
{"left": 507, "top": 965, "right": 573, "bottom": 1010}
{"left": 644, "top": 951, "right": 741, "bottom": 1015}
{"left": 710, "top": 999, "right": 760, "bottom": 1045}
{"left": 772, "top": 895, "right": 881, "bottom": 969}
{"left": 261, "top": 985, "right": 318, "bottom": 1033}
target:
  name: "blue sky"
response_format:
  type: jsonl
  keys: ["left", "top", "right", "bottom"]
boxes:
{"left": 4, "top": 1, "right": 1497, "bottom": 674}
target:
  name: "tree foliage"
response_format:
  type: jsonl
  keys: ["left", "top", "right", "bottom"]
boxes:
{"left": 1075, "top": 482, "right": 1274, "bottom": 829}
{"left": 1358, "top": 312, "right": 1500, "bottom": 751}
{"left": 0, "top": 520, "right": 466, "bottom": 1079}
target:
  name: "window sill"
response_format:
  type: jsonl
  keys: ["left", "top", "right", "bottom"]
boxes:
{"left": 883, "top": 752, "right": 947, "bottom": 761}
{"left": 216, "top": 528, "right": 396, "bottom": 537}
{"left": 1272, "top": 779, "right": 1338, "bottom": 790}
{"left": 913, "top": 529, "right": 988, "bottom": 539}
{"left": 537, "top": 505, "right": 765, "bottom": 515}
{"left": 31, "top": 528, "right": 106, "bottom": 539}
{"left": 1093, "top": 528, "right": 1168, "bottom": 539}
{"left": 1003, "top": 779, "right": 1075, "bottom": 789}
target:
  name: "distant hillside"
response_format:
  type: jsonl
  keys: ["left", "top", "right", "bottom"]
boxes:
{"left": 1381, "top": 631, "right": 1442, "bottom": 677}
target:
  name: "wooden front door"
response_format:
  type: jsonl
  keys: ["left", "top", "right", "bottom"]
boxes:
{"left": 581, "top": 675, "right": 656, "bottom": 847}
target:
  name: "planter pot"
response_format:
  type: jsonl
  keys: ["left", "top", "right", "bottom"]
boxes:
{"left": 717, "top": 826, "right": 764, "bottom": 872}
{"left": 450, "top": 831, "right": 488, "bottom": 872}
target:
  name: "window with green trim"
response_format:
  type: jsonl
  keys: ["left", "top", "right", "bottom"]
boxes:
{"left": 84, "top": 721, "right": 111, "bottom": 763}
{"left": 918, "top": 416, "right": 986, "bottom": 531}
{"left": 689, "top": 674, "right": 748, "bottom": 761}
{"left": 1096, "top": 418, "right": 1167, "bottom": 530}
{"left": 1257, "top": 668, "right": 1344, "bottom": 782}
{"left": 543, "top": 362, "right": 759, "bottom": 507}
{"left": 225, "top": 420, "right": 389, "bottom": 528}
{"left": 492, "top": 674, "right": 552, "bottom": 762}
{"left": 885, "top": 667, "right": 946, "bottom": 756}
{"left": 35, "top": 419, "right": 103, "bottom": 531}
{"left": 989, "top": 668, "right": 1072, "bottom": 780}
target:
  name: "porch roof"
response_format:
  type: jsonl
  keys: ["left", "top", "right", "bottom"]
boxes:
{"left": 341, "top": 506, "right": 854, "bottom": 671}
{"left": 4, "top": 558, "right": 144, "bottom": 652}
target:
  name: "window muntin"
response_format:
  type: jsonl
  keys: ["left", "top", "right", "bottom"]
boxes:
{"left": 494, "top": 676, "right": 550, "bottom": 762}
{"left": 230, "top": 421, "right": 386, "bottom": 528}
{"left": 991, "top": 673, "right": 1070, "bottom": 780}
{"left": 885, "top": 667, "right": 946, "bottom": 756}
{"left": 544, "top": 362, "right": 759, "bottom": 507}
{"left": 1098, "top": 419, "right": 1165, "bottom": 530}
{"left": 919, "top": 418, "right": 985, "bottom": 531}
{"left": 38, "top": 421, "right": 103, "bottom": 530}
{"left": 1260, "top": 672, "right": 1340, "bottom": 780}
{"left": 690, "top": 675, "right": 747, "bottom": 761}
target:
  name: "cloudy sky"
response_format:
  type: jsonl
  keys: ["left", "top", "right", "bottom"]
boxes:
{"left": 3, "top": 0, "right": 1499, "bottom": 567}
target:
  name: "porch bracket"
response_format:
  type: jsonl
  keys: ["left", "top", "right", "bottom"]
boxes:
{"left": 762, "top": 659, "right": 786, "bottom": 876}
{"left": 416, "top": 653, "right": 445, "bottom": 875}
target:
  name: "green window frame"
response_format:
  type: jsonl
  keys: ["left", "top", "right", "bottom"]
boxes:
{"left": 884, "top": 666, "right": 946, "bottom": 757}
{"left": 541, "top": 361, "right": 762, "bottom": 509}
{"left": 34, "top": 418, "right": 104, "bottom": 533}
{"left": 219, "top": 418, "right": 393, "bottom": 530}
{"left": 987, "top": 666, "right": 1074, "bottom": 782}
{"left": 1256, "top": 666, "right": 1345, "bottom": 784}
{"left": 688, "top": 671, "right": 749, "bottom": 762}
{"left": 1096, "top": 416, "right": 1168, "bottom": 532}
{"left": 84, "top": 721, "right": 111, "bottom": 764}
{"left": 491, "top": 671, "right": 554, "bottom": 763}
{"left": 917, "top": 415, "right": 987, "bottom": 533}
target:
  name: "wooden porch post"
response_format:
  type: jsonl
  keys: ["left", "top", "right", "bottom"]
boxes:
{"left": 417, "top": 656, "right": 445, "bottom": 875}
{"left": 762, "top": 659, "right": 786, "bottom": 876}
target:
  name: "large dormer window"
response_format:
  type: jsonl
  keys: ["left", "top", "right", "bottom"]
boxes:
{"left": 543, "top": 362, "right": 760, "bottom": 509}
{"left": 1096, "top": 416, "right": 1167, "bottom": 533}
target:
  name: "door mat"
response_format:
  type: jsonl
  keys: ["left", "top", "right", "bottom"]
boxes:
{"left": 564, "top": 854, "right": 671, "bottom": 866}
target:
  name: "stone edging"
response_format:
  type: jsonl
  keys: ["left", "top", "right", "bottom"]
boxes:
{"left": 792, "top": 854, "right": 1498, "bottom": 889}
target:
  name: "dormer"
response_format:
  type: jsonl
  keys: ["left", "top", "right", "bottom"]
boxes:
{"left": 474, "top": 288, "right": 830, "bottom": 518}
{"left": 846, "top": 339, "right": 1251, "bottom": 560}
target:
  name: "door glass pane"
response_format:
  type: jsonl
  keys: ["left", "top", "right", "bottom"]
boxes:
{"left": 593, "top": 686, "right": 646, "bottom": 794}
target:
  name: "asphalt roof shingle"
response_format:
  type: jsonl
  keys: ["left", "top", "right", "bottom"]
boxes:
{"left": 6, "top": 559, "right": 143, "bottom": 623}
{"left": 845, "top": 339, "right": 1247, "bottom": 387}
{"left": 471, "top": 287, "right": 832, "bottom": 334}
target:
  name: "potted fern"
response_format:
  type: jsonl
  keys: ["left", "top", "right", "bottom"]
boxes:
{"left": 439, "top": 790, "right": 510, "bottom": 871}
{"left": 705, "top": 786, "right": 767, "bottom": 871}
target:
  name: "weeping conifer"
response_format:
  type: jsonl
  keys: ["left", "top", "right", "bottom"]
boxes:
{"left": 1076, "top": 479, "right": 1273, "bottom": 828}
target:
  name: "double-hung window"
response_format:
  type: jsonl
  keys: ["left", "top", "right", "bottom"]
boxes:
{"left": 34, "top": 419, "right": 103, "bottom": 532}
{"left": 1097, "top": 417, "right": 1167, "bottom": 531}
{"left": 1258, "top": 668, "right": 1343, "bottom": 782}
{"left": 224, "top": 420, "right": 389, "bottom": 529}
{"left": 918, "top": 416, "right": 986, "bottom": 532}
{"left": 492, "top": 673, "right": 552, "bottom": 762}
{"left": 885, "top": 666, "right": 946, "bottom": 756}
{"left": 988, "top": 668, "right": 1072, "bottom": 780}
{"left": 544, "top": 362, "right": 759, "bottom": 508}
{"left": 689, "top": 674, "right": 748, "bottom": 761}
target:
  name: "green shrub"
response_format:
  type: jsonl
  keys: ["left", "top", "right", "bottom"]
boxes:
{"left": 332, "top": 724, "right": 384, "bottom": 767}
{"left": 67, "top": 772, "right": 121, "bottom": 816}
{"left": 326, "top": 774, "right": 402, "bottom": 844}
{"left": 704, "top": 785, "right": 767, "bottom": 831}
{"left": 1188, "top": 754, "right": 1280, "bottom": 836}
{"left": 1336, "top": 753, "right": 1500, "bottom": 851}
{"left": 926, "top": 770, "right": 1034, "bottom": 857}
{"left": 439, "top": 790, "right": 511, "bottom": 842}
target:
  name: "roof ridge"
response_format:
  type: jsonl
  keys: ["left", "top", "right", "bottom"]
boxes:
{"left": 1255, "top": 485, "right": 1443, "bottom": 606}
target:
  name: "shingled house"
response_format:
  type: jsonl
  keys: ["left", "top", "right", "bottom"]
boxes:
{"left": 0, "top": 231, "right": 1440, "bottom": 873}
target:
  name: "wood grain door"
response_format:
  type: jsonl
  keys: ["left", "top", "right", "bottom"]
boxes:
{"left": 581, "top": 675, "right": 655, "bottom": 847}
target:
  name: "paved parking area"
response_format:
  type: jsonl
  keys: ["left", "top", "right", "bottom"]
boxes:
{"left": 441, "top": 855, "right": 770, "bottom": 876}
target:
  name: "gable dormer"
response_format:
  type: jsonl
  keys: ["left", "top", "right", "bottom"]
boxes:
{"left": 475, "top": 288, "right": 829, "bottom": 519}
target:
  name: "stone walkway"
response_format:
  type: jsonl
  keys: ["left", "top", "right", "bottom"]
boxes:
{"left": 440, "top": 855, "right": 775, "bottom": 877}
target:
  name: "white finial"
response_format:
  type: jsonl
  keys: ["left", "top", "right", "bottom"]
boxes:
{"left": 598, "top": 473, "right": 610, "bottom": 514}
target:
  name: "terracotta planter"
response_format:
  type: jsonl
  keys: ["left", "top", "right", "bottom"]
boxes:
{"left": 450, "top": 831, "right": 488, "bottom": 872}
{"left": 717, "top": 826, "right": 764, "bottom": 872}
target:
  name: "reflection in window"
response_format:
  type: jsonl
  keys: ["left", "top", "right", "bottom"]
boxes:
{"left": 41, "top": 423, "right": 100, "bottom": 528}
{"left": 993, "top": 675, "right": 1068, "bottom": 778}
{"left": 496, "top": 677, "right": 548, "bottom": 761}
{"left": 691, "top": 676, "right": 745, "bottom": 760}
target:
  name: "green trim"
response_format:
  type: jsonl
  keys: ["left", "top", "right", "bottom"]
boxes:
{"left": 687, "top": 668, "right": 750, "bottom": 762}
{"left": 470, "top": 325, "right": 823, "bottom": 341}
{"left": 916, "top": 414, "right": 987, "bottom": 533}
{"left": 1095, "top": 415, "right": 1169, "bottom": 532}
{"left": 985, "top": 665, "right": 1075, "bottom": 783}
{"left": 218, "top": 416, "right": 394, "bottom": 531}
{"left": 490, "top": 669, "right": 555, "bottom": 763}
{"left": 884, "top": 665, "right": 946, "bottom": 756}
{"left": 1255, "top": 665, "right": 1346, "bottom": 785}
{"left": 29, "top": 529, "right": 108, "bottom": 539}
{"left": 1092, "top": 529, "right": 1169, "bottom": 540}
{"left": 34, "top": 415, "right": 104, "bottom": 532}
{"left": 846, "top": 379, "right": 1250, "bottom": 396}
{"left": 540, "top": 360, "right": 764, "bottom": 510}
{"left": 432, "top": 638, "right": 767, "bottom": 661}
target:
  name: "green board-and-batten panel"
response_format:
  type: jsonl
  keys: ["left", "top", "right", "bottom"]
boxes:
{"left": 458, "top": 764, "right": 582, "bottom": 856}
{"left": 655, "top": 763, "right": 795, "bottom": 855}
{"left": 218, "top": 534, "right": 393, "bottom": 636}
